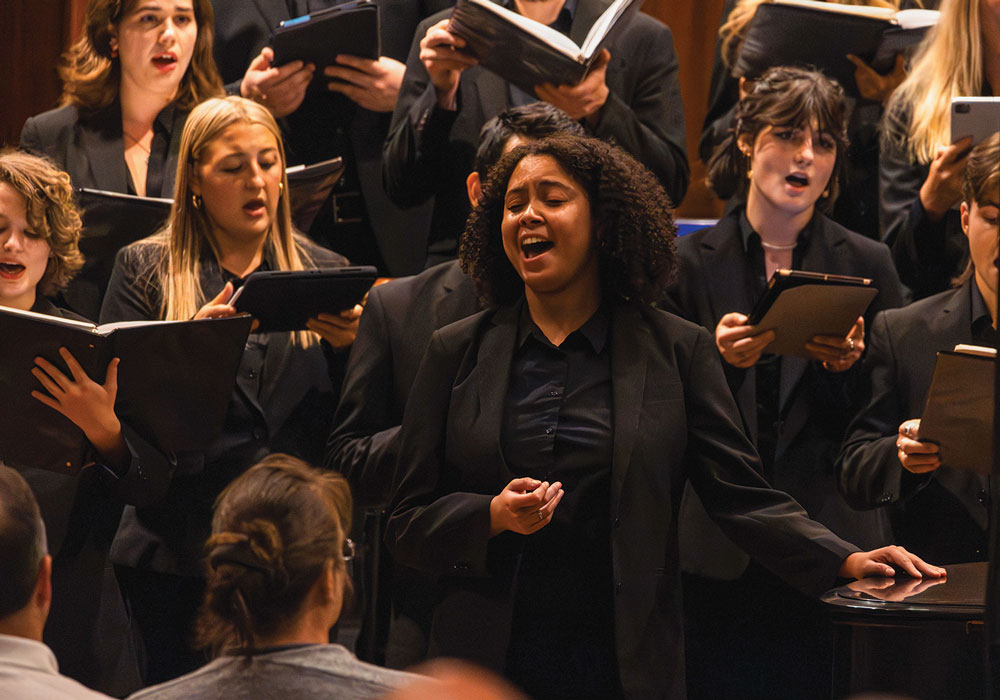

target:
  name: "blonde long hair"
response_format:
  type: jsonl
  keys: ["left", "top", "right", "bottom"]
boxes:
{"left": 148, "top": 97, "right": 315, "bottom": 342}
{"left": 885, "top": 0, "right": 986, "bottom": 163}
{"left": 719, "top": 0, "right": 909, "bottom": 70}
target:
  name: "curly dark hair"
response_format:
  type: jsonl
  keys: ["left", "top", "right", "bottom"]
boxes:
{"left": 460, "top": 134, "right": 676, "bottom": 306}
{"left": 706, "top": 65, "right": 849, "bottom": 211}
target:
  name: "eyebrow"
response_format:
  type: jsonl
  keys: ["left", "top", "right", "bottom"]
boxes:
{"left": 132, "top": 3, "right": 195, "bottom": 13}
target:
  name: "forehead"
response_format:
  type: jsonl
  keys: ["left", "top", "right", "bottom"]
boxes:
{"left": 0, "top": 182, "right": 28, "bottom": 219}
{"left": 507, "top": 154, "right": 582, "bottom": 191}
{"left": 123, "top": 0, "right": 195, "bottom": 15}
{"left": 200, "top": 122, "right": 279, "bottom": 158}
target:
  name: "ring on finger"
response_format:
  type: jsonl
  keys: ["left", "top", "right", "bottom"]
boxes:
{"left": 536, "top": 509, "right": 545, "bottom": 523}
{"left": 848, "top": 337, "right": 855, "bottom": 351}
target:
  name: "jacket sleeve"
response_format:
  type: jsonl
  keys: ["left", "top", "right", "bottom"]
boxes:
{"left": 386, "top": 327, "right": 496, "bottom": 578}
{"left": 879, "top": 110, "right": 966, "bottom": 299}
{"left": 681, "top": 327, "right": 858, "bottom": 596}
{"left": 591, "top": 18, "right": 689, "bottom": 205}
{"left": 325, "top": 284, "right": 402, "bottom": 508}
{"left": 837, "top": 310, "right": 931, "bottom": 508}
{"left": 382, "top": 12, "right": 462, "bottom": 209}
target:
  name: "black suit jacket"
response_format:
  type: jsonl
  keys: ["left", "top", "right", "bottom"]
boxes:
{"left": 100, "top": 235, "right": 347, "bottom": 575}
{"left": 664, "top": 210, "right": 904, "bottom": 576}
{"left": 838, "top": 281, "right": 989, "bottom": 564}
{"left": 211, "top": 0, "right": 446, "bottom": 276}
{"left": 326, "top": 260, "right": 478, "bottom": 507}
{"left": 383, "top": 0, "right": 688, "bottom": 265}
{"left": 19, "top": 102, "right": 186, "bottom": 196}
{"left": 387, "top": 301, "right": 857, "bottom": 700}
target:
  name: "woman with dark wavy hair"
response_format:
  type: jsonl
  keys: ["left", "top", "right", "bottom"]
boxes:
{"left": 20, "top": 0, "right": 224, "bottom": 199}
{"left": 127, "top": 454, "right": 419, "bottom": 700}
{"left": 386, "top": 133, "right": 941, "bottom": 700}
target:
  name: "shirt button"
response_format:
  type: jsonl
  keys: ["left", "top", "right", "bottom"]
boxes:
{"left": 252, "top": 427, "right": 265, "bottom": 441}
{"left": 248, "top": 369, "right": 256, "bottom": 379}
{"left": 544, "top": 427, "right": 554, "bottom": 435}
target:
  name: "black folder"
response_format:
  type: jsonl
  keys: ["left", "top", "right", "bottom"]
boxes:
{"left": 230, "top": 266, "right": 377, "bottom": 333}
{"left": 447, "top": 0, "right": 642, "bottom": 94}
{"left": 747, "top": 269, "right": 878, "bottom": 357}
{"left": 270, "top": 0, "right": 380, "bottom": 87}
{"left": 0, "top": 309, "right": 253, "bottom": 474}
{"left": 287, "top": 157, "right": 345, "bottom": 232}
{"left": 69, "top": 188, "right": 172, "bottom": 320}
{"left": 919, "top": 345, "right": 996, "bottom": 475}
{"left": 733, "top": 0, "right": 937, "bottom": 97}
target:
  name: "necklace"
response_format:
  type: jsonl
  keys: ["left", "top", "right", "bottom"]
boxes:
{"left": 760, "top": 240, "right": 797, "bottom": 251}
{"left": 123, "top": 129, "right": 152, "bottom": 156}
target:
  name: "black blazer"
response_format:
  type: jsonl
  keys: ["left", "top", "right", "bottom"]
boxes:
{"left": 211, "top": 0, "right": 447, "bottom": 276}
{"left": 664, "top": 210, "right": 904, "bottom": 575}
{"left": 19, "top": 102, "right": 186, "bottom": 197}
{"left": 387, "top": 301, "right": 857, "bottom": 700}
{"left": 382, "top": 0, "right": 689, "bottom": 265}
{"left": 326, "top": 260, "right": 478, "bottom": 507}
{"left": 838, "top": 281, "right": 989, "bottom": 564}
{"left": 100, "top": 235, "right": 347, "bottom": 575}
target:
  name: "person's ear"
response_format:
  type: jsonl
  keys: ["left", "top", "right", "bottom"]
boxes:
{"left": 108, "top": 25, "right": 119, "bottom": 58}
{"left": 34, "top": 555, "right": 52, "bottom": 617}
{"left": 961, "top": 201, "right": 971, "bottom": 237}
{"left": 189, "top": 169, "right": 202, "bottom": 197}
{"left": 466, "top": 171, "right": 482, "bottom": 208}
{"left": 736, "top": 133, "right": 753, "bottom": 159}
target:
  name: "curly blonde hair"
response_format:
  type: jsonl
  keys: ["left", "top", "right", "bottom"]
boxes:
{"left": 0, "top": 150, "right": 84, "bottom": 297}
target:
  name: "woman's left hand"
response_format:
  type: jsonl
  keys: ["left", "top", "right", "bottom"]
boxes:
{"left": 807, "top": 316, "right": 864, "bottom": 372}
{"left": 307, "top": 304, "right": 363, "bottom": 349}
{"left": 839, "top": 545, "right": 946, "bottom": 580}
{"left": 31, "top": 348, "right": 128, "bottom": 464}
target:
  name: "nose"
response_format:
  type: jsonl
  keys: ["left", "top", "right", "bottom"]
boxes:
{"left": 160, "top": 18, "right": 177, "bottom": 43}
{"left": 246, "top": 161, "right": 266, "bottom": 189}
{"left": 796, "top": 133, "right": 815, "bottom": 163}
{"left": 519, "top": 201, "right": 543, "bottom": 227}
{"left": 1, "top": 229, "right": 20, "bottom": 251}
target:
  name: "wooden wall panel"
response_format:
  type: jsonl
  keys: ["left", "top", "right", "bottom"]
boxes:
{"left": 3, "top": 0, "right": 726, "bottom": 216}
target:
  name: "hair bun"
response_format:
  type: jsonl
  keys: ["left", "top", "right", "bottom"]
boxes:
{"left": 207, "top": 520, "right": 287, "bottom": 588}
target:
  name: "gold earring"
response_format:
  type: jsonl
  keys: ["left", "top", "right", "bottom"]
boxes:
{"left": 746, "top": 167, "right": 753, "bottom": 180}
{"left": 191, "top": 194, "right": 202, "bottom": 209}
{"left": 278, "top": 181, "right": 284, "bottom": 194}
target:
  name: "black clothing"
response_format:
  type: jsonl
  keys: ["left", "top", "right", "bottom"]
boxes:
{"left": 383, "top": 0, "right": 688, "bottom": 266}
{"left": 211, "top": 0, "right": 448, "bottom": 275}
{"left": 839, "top": 280, "right": 991, "bottom": 564}
{"left": 386, "top": 302, "right": 858, "bottom": 700}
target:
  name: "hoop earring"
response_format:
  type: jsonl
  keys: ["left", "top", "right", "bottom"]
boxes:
{"left": 278, "top": 181, "right": 284, "bottom": 194}
{"left": 191, "top": 194, "right": 202, "bottom": 209}
{"left": 746, "top": 167, "right": 753, "bottom": 181}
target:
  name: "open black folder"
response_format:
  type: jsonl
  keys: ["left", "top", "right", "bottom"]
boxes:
{"left": 69, "top": 188, "right": 172, "bottom": 320}
{"left": 747, "top": 269, "right": 878, "bottom": 357}
{"left": 270, "top": 0, "right": 380, "bottom": 86}
{"left": 0, "top": 309, "right": 253, "bottom": 474}
{"left": 230, "top": 266, "right": 377, "bottom": 333}
{"left": 447, "top": 0, "right": 642, "bottom": 94}
{"left": 919, "top": 345, "right": 996, "bottom": 475}
{"left": 733, "top": 0, "right": 938, "bottom": 97}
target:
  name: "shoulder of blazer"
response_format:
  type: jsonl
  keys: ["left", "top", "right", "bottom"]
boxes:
{"left": 881, "top": 283, "right": 968, "bottom": 340}
{"left": 20, "top": 104, "right": 81, "bottom": 151}
{"left": 295, "top": 236, "right": 349, "bottom": 268}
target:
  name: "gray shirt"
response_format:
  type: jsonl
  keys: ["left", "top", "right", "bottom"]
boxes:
{"left": 126, "top": 644, "right": 421, "bottom": 700}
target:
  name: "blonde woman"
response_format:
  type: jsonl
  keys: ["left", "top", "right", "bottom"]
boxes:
{"left": 880, "top": 0, "right": 1000, "bottom": 298}
{"left": 20, "top": 0, "right": 224, "bottom": 198}
{"left": 99, "top": 96, "right": 359, "bottom": 684}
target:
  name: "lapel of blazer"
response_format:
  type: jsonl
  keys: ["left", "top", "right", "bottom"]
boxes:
{"left": 251, "top": 0, "right": 293, "bottom": 29}
{"left": 609, "top": 305, "right": 648, "bottom": 518}
{"left": 78, "top": 108, "right": 130, "bottom": 192}
{"left": 695, "top": 217, "right": 759, "bottom": 440}
{"left": 451, "top": 304, "right": 518, "bottom": 483}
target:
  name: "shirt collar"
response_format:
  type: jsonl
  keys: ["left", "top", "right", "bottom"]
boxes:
{"left": 737, "top": 208, "right": 816, "bottom": 255}
{"left": 0, "top": 634, "right": 60, "bottom": 676}
{"left": 969, "top": 277, "right": 995, "bottom": 333}
{"left": 516, "top": 299, "right": 610, "bottom": 354}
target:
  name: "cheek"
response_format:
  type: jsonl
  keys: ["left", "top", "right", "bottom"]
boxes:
{"left": 28, "top": 240, "right": 52, "bottom": 279}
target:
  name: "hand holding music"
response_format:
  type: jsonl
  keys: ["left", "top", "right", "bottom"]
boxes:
{"left": 325, "top": 55, "right": 406, "bottom": 112}
{"left": 809, "top": 316, "right": 864, "bottom": 372}
{"left": 306, "top": 304, "right": 363, "bottom": 349}
{"left": 895, "top": 418, "right": 941, "bottom": 474}
{"left": 846, "top": 53, "right": 906, "bottom": 104}
{"left": 920, "top": 136, "right": 973, "bottom": 221}
{"left": 419, "top": 19, "right": 478, "bottom": 109}
{"left": 489, "top": 477, "right": 564, "bottom": 536}
{"left": 715, "top": 312, "right": 776, "bottom": 368}
{"left": 31, "top": 348, "right": 128, "bottom": 465}
{"left": 534, "top": 49, "right": 611, "bottom": 123}
{"left": 241, "top": 47, "right": 315, "bottom": 118}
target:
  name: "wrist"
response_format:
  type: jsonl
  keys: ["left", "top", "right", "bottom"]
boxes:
{"left": 488, "top": 495, "right": 505, "bottom": 537}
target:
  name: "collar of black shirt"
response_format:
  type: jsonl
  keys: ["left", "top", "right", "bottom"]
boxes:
{"left": 737, "top": 207, "right": 818, "bottom": 256}
{"left": 515, "top": 297, "right": 610, "bottom": 354}
{"left": 969, "top": 277, "right": 1000, "bottom": 347}
{"left": 500, "top": 0, "right": 576, "bottom": 33}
